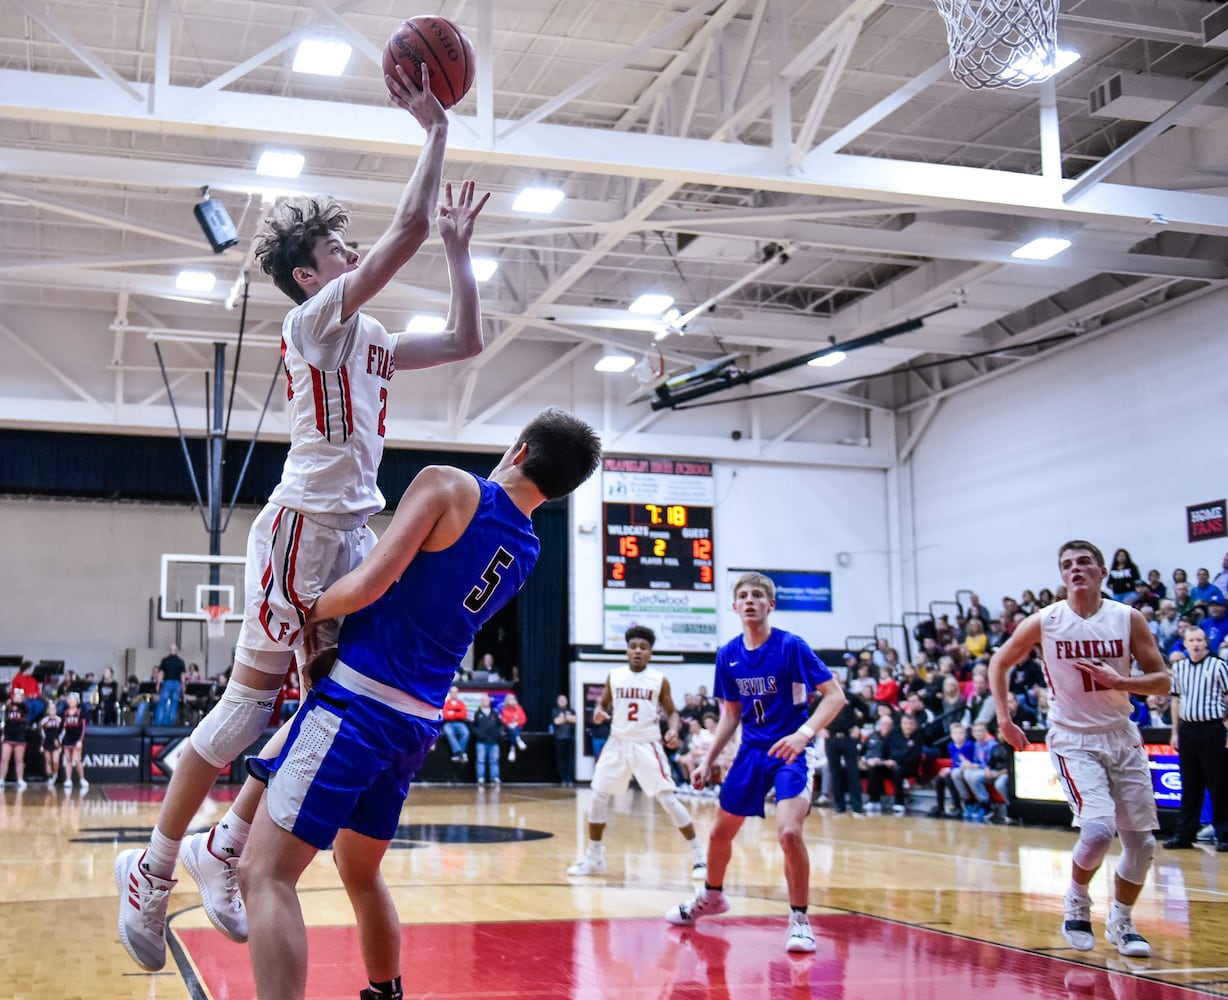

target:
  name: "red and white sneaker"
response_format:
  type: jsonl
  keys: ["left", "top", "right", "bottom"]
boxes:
{"left": 180, "top": 831, "right": 247, "bottom": 942}
{"left": 114, "top": 849, "right": 176, "bottom": 971}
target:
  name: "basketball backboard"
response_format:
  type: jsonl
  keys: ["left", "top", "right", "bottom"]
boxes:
{"left": 159, "top": 553, "right": 245, "bottom": 622}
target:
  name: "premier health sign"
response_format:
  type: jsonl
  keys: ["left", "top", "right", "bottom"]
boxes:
{"left": 764, "top": 570, "right": 833, "bottom": 613}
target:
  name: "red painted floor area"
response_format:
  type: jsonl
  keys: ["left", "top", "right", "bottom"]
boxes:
{"left": 179, "top": 913, "right": 1214, "bottom": 1000}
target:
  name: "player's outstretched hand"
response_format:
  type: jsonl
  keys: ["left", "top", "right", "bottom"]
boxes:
{"left": 386, "top": 61, "right": 447, "bottom": 132}
{"left": 663, "top": 729, "right": 680, "bottom": 750}
{"left": 437, "top": 180, "right": 490, "bottom": 251}
{"left": 998, "top": 717, "right": 1028, "bottom": 751}
{"left": 691, "top": 761, "right": 711, "bottom": 791}
{"left": 768, "top": 731, "right": 807, "bottom": 763}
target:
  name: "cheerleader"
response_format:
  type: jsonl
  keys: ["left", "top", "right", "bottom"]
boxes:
{"left": 59, "top": 692, "right": 88, "bottom": 789}
{"left": 39, "top": 700, "right": 63, "bottom": 784}
{"left": 1, "top": 687, "right": 30, "bottom": 789}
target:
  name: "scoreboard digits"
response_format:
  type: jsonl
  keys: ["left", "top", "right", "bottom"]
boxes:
{"left": 604, "top": 502, "right": 713, "bottom": 591}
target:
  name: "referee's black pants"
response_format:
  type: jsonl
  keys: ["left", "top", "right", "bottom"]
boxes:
{"left": 1175, "top": 720, "right": 1228, "bottom": 844}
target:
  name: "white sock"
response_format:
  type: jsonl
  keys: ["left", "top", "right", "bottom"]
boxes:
{"left": 144, "top": 829, "right": 181, "bottom": 879}
{"left": 689, "top": 839, "right": 705, "bottom": 861}
{"left": 1066, "top": 882, "right": 1091, "bottom": 904}
{"left": 211, "top": 808, "right": 251, "bottom": 859}
{"left": 1109, "top": 899, "right": 1133, "bottom": 921}
{"left": 589, "top": 841, "right": 605, "bottom": 859}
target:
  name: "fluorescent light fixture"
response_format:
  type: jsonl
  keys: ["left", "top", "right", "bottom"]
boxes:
{"left": 1001, "top": 47, "right": 1080, "bottom": 84}
{"left": 257, "top": 150, "right": 305, "bottom": 179}
{"left": 807, "top": 350, "right": 846, "bottom": 368}
{"left": 175, "top": 270, "right": 216, "bottom": 293}
{"left": 512, "top": 186, "right": 565, "bottom": 214}
{"left": 292, "top": 38, "right": 352, "bottom": 76}
{"left": 1011, "top": 237, "right": 1071, "bottom": 261}
{"left": 405, "top": 314, "right": 447, "bottom": 334}
{"left": 629, "top": 293, "right": 674, "bottom": 315}
{"left": 595, "top": 354, "right": 636, "bottom": 373}
{"left": 472, "top": 257, "right": 499, "bottom": 282}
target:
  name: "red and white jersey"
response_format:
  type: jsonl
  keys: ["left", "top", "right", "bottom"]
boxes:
{"left": 1039, "top": 599, "right": 1135, "bottom": 731}
{"left": 607, "top": 665, "right": 665, "bottom": 742}
{"left": 269, "top": 273, "right": 396, "bottom": 520}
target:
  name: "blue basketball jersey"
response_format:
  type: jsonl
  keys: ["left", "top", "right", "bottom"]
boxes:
{"left": 337, "top": 474, "right": 540, "bottom": 708}
{"left": 713, "top": 628, "right": 832, "bottom": 748}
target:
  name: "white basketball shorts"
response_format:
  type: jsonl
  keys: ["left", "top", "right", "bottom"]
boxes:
{"left": 590, "top": 739, "right": 675, "bottom": 798}
{"left": 1046, "top": 721, "right": 1158, "bottom": 831}
{"left": 236, "top": 503, "right": 375, "bottom": 654}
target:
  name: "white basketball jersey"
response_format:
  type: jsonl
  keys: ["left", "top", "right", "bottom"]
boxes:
{"left": 608, "top": 665, "right": 665, "bottom": 742}
{"left": 1039, "top": 599, "right": 1135, "bottom": 731}
{"left": 269, "top": 273, "right": 395, "bottom": 519}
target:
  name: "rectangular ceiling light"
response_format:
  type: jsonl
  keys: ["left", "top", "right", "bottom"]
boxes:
{"left": 472, "top": 258, "right": 499, "bottom": 282}
{"left": 807, "top": 350, "right": 846, "bottom": 368}
{"left": 629, "top": 293, "right": 674, "bottom": 315}
{"left": 293, "top": 39, "right": 352, "bottom": 76}
{"left": 1011, "top": 237, "right": 1071, "bottom": 261}
{"left": 257, "top": 150, "right": 306, "bottom": 179}
{"left": 512, "top": 187, "right": 565, "bottom": 214}
{"left": 595, "top": 354, "right": 636, "bottom": 373}
{"left": 1001, "top": 47, "right": 1080, "bottom": 85}
{"left": 405, "top": 314, "right": 447, "bottom": 334}
{"left": 175, "top": 270, "right": 216, "bottom": 293}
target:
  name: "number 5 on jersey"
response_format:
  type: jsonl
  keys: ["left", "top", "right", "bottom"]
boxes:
{"left": 464, "top": 547, "right": 515, "bottom": 613}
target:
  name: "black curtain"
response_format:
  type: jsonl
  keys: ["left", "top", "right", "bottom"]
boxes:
{"left": 517, "top": 502, "right": 569, "bottom": 729}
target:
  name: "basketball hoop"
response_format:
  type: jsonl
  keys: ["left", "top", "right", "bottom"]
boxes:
{"left": 204, "top": 605, "right": 230, "bottom": 639}
{"left": 931, "top": 0, "right": 1059, "bottom": 90}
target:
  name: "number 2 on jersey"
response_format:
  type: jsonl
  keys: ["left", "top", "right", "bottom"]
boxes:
{"left": 464, "top": 547, "right": 514, "bottom": 613}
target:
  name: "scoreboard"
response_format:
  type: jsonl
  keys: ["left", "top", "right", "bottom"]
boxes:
{"left": 603, "top": 502, "right": 714, "bottom": 591}
{"left": 601, "top": 457, "right": 717, "bottom": 652}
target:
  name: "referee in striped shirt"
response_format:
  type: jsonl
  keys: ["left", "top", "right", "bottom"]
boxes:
{"left": 1164, "top": 626, "right": 1228, "bottom": 851}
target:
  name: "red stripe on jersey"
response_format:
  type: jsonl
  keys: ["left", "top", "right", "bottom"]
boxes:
{"left": 281, "top": 512, "right": 312, "bottom": 642}
{"left": 1055, "top": 754, "right": 1083, "bottom": 814}
{"left": 310, "top": 366, "right": 326, "bottom": 436}
{"left": 259, "top": 508, "right": 285, "bottom": 643}
{"left": 339, "top": 365, "right": 353, "bottom": 438}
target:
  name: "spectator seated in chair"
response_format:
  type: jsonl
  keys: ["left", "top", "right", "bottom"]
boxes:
{"left": 928, "top": 721, "right": 975, "bottom": 818}
{"left": 951, "top": 722, "right": 997, "bottom": 822}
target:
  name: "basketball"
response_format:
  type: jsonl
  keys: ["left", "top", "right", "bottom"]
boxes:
{"left": 382, "top": 16, "right": 475, "bottom": 110}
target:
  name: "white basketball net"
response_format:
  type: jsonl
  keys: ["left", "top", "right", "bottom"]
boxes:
{"left": 932, "top": 0, "right": 1059, "bottom": 90}
{"left": 205, "top": 605, "right": 229, "bottom": 639}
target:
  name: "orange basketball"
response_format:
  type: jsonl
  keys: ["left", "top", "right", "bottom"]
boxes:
{"left": 382, "top": 15, "right": 475, "bottom": 110}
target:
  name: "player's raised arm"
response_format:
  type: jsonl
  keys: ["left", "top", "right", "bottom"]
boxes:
{"left": 341, "top": 62, "right": 449, "bottom": 322}
{"left": 393, "top": 179, "right": 489, "bottom": 369}
{"left": 309, "top": 465, "right": 475, "bottom": 622}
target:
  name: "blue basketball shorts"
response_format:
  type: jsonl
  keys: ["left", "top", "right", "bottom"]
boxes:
{"left": 261, "top": 677, "right": 441, "bottom": 849}
{"left": 718, "top": 744, "right": 811, "bottom": 818}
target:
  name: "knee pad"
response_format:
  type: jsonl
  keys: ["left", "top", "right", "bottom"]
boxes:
{"left": 190, "top": 681, "right": 278, "bottom": 768}
{"left": 657, "top": 790, "right": 693, "bottom": 828}
{"left": 1116, "top": 829, "right": 1155, "bottom": 886}
{"left": 588, "top": 791, "right": 612, "bottom": 825}
{"left": 1072, "top": 818, "right": 1116, "bottom": 873}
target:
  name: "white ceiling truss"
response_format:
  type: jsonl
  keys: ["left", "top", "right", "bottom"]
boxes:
{"left": 0, "top": 0, "right": 1226, "bottom": 469}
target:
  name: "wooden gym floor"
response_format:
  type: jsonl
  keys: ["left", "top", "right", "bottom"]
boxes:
{"left": 1, "top": 781, "right": 1225, "bottom": 999}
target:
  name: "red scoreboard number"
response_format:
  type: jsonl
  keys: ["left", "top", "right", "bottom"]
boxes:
{"left": 604, "top": 502, "right": 714, "bottom": 591}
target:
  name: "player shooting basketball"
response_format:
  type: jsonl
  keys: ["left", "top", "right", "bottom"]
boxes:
{"left": 115, "top": 61, "right": 491, "bottom": 973}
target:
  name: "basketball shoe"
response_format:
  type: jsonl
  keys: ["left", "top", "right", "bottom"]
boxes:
{"left": 1105, "top": 910, "right": 1150, "bottom": 958}
{"left": 666, "top": 887, "right": 730, "bottom": 926}
{"left": 1061, "top": 888, "right": 1095, "bottom": 952}
{"left": 180, "top": 831, "right": 247, "bottom": 942}
{"left": 785, "top": 911, "right": 817, "bottom": 953}
{"left": 115, "top": 849, "right": 176, "bottom": 971}
{"left": 566, "top": 846, "right": 607, "bottom": 875}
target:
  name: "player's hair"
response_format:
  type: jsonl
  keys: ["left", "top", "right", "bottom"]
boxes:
{"left": 1057, "top": 539, "right": 1105, "bottom": 568}
{"left": 731, "top": 571, "right": 776, "bottom": 602}
{"left": 513, "top": 408, "right": 601, "bottom": 500}
{"left": 625, "top": 625, "right": 655, "bottom": 647}
{"left": 253, "top": 197, "right": 350, "bottom": 304}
